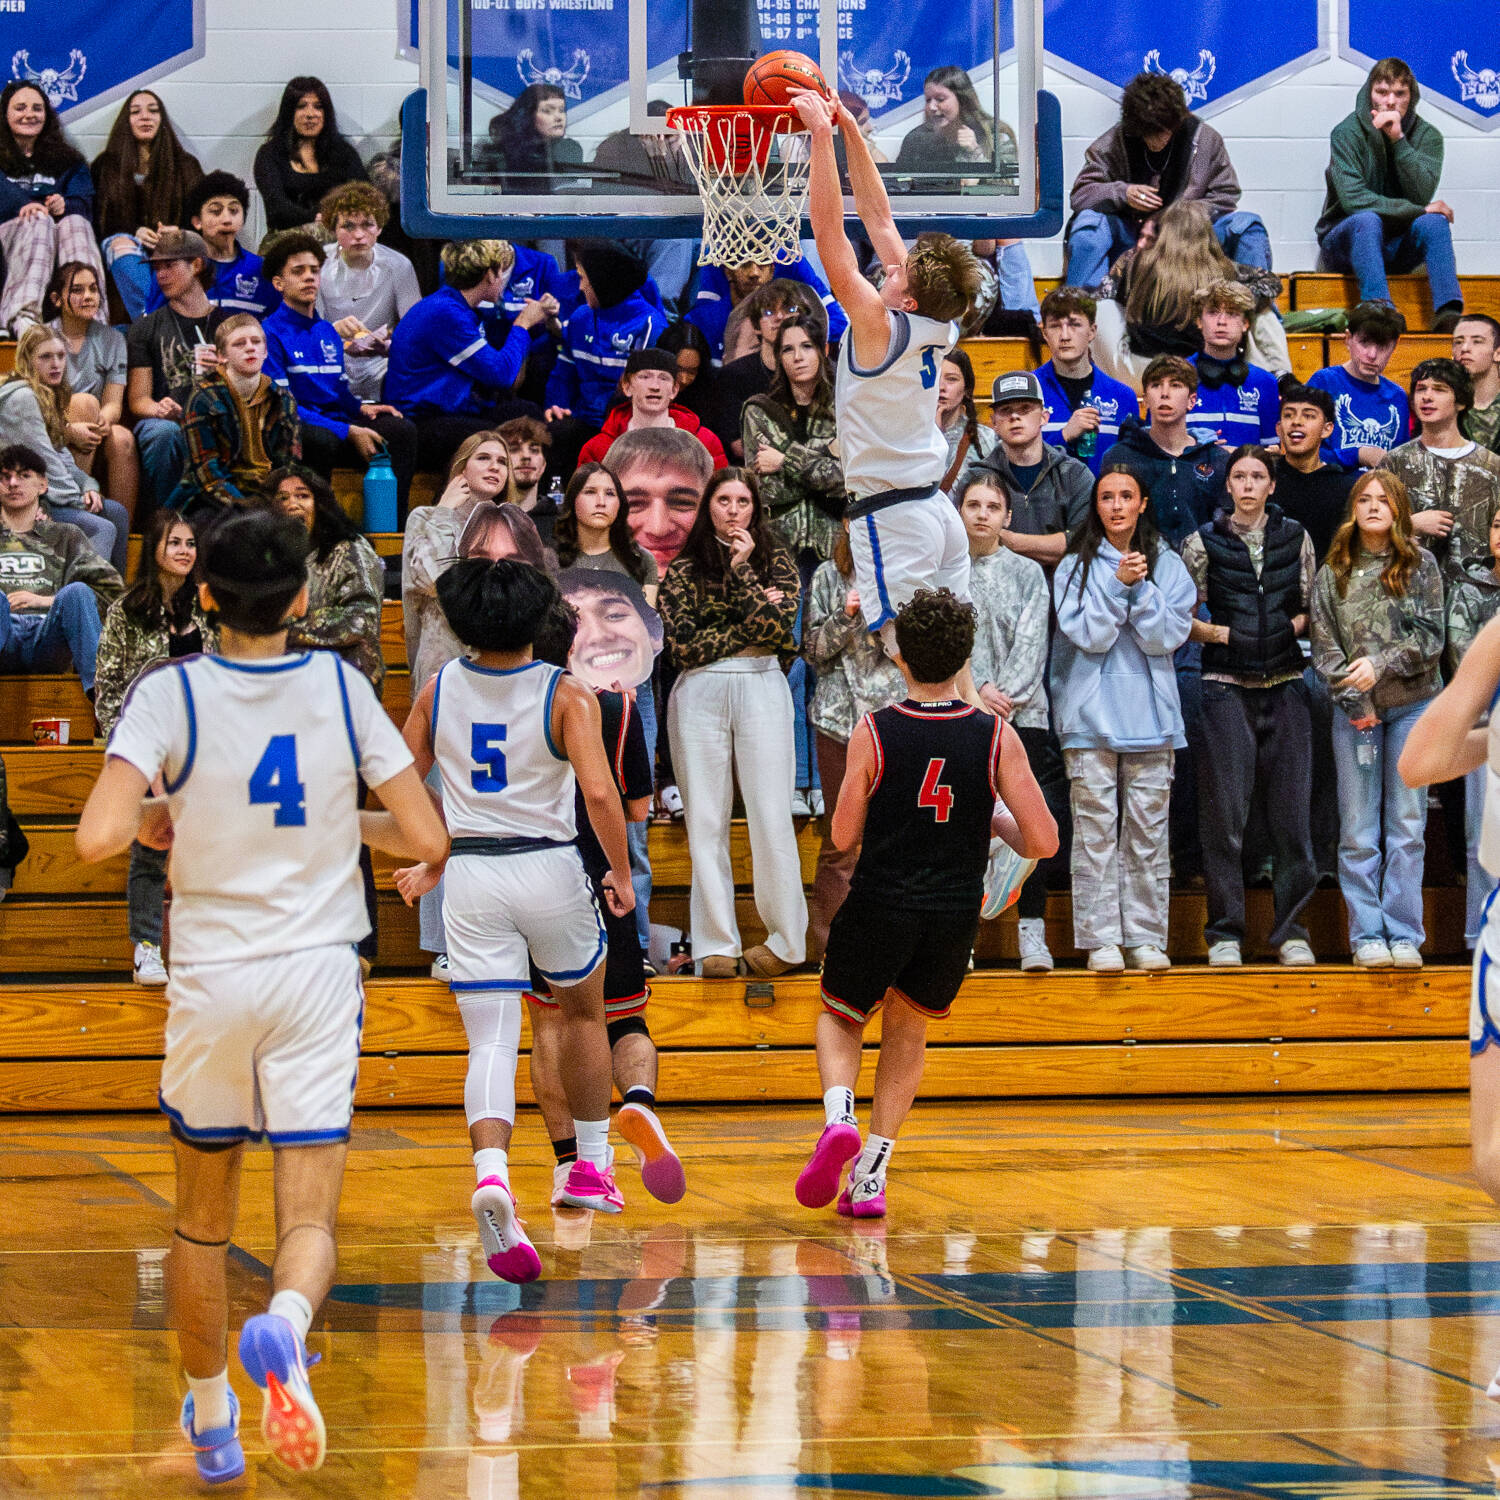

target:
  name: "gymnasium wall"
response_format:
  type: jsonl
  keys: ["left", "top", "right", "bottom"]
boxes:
{"left": 60, "top": 0, "right": 1500, "bottom": 278}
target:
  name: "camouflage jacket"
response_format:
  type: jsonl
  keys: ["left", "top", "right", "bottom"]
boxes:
{"left": 1310, "top": 549, "right": 1445, "bottom": 718}
{"left": 968, "top": 544, "right": 1051, "bottom": 729}
{"left": 288, "top": 536, "right": 386, "bottom": 694}
{"left": 1445, "top": 558, "right": 1500, "bottom": 676}
{"left": 0, "top": 512, "right": 123, "bottom": 614}
{"left": 1382, "top": 440, "right": 1500, "bottom": 589}
{"left": 804, "top": 560, "right": 906, "bottom": 742}
{"left": 95, "top": 596, "right": 217, "bottom": 736}
{"left": 660, "top": 546, "right": 800, "bottom": 671}
{"left": 1466, "top": 396, "right": 1500, "bottom": 457}
{"left": 740, "top": 397, "right": 845, "bottom": 562}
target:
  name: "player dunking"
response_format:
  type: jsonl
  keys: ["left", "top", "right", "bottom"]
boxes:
{"left": 394, "top": 558, "right": 635, "bottom": 1282}
{"left": 75, "top": 511, "right": 449, "bottom": 1480}
{"left": 796, "top": 591, "right": 1058, "bottom": 1217}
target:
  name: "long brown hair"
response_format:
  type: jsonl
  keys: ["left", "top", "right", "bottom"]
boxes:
{"left": 1124, "top": 200, "right": 1238, "bottom": 332}
{"left": 447, "top": 430, "right": 519, "bottom": 505}
{"left": 553, "top": 462, "right": 650, "bottom": 586}
{"left": 676, "top": 467, "right": 782, "bottom": 586}
{"left": 1065, "top": 464, "right": 1164, "bottom": 602}
{"left": 1324, "top": 470, "right": 1424, "bottom": 599}
{"left": 7, "top": 325, "right": 71, "bottom": 449}
{"left": 91, "top": 90, "right": 204, "bottom": 236}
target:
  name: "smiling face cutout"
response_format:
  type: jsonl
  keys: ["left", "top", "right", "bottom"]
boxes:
{"left": 557, "top": 568, "right": 663, "bottom": 692}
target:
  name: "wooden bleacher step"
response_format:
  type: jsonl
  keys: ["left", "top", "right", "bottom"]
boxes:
{"left": 1286, "top": 272, "right": 1500, "bottom": 332}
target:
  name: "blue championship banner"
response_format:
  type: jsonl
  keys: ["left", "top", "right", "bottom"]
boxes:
{"left": 0, "top": 0, "right": 201, "bottom": 121}
{"left": 1344, "top": 0, "right": 1500, "bottom": 132}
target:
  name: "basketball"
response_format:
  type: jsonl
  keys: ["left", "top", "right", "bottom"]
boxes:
{"left": 742, "top": 50, "right": 829, "bottom": 108}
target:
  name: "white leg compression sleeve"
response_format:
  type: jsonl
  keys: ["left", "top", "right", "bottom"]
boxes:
{"left": 457, "top": 991, "right": 523, "bottom": 1128}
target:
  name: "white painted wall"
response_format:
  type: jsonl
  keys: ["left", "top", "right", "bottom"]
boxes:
{"left": 62, "top": 0, "right": 1500, "bottom": 277}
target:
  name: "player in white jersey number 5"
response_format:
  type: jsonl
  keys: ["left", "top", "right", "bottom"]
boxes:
{"left": 76, "top": 512, "right": 449, "bottom": 1481}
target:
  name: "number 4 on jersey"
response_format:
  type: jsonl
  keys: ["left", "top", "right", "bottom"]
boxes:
{"left": 248, "top": 734, "right": 307, "bottom": 827}
{"left": 918, "top": 757, "right": 953, "bottom": 822}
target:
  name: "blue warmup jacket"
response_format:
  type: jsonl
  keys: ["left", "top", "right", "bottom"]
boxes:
{"left": 686, "top": 257, "right": 848, "bottom": 359}
{"left": 386, "top": 285, "right": 531, "bottom": 417}
{"left": 0, "top": 159, "right": 91, "bottom": 222}
{"left": 1306, "top": 364, "right": 1411, "bottom": 469}
{"left": 1035, "top": 360, "right": 1140, "bottom": 477}
{"left": 500, "top": 246, "right": 581, "bottom": 346}
{"left": 262, "top": 303, "right": 363, "bottom": 439}
{"left": 1187, "top": 356, "right": 1281, "bottom": 447}
{"left": 544, "top": 290, "right": 667, "bottom": 426}
{"left": 146, "top": 243, "right": 278, "bottom": 318}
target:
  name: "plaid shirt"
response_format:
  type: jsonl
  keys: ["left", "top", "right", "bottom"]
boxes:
{"left": 176, "top": 372, "right": 300, "bottom": 512}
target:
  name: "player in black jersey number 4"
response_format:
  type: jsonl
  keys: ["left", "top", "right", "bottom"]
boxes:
{"left": 797, "top": 589, "right": 1059, "bottom": 1218}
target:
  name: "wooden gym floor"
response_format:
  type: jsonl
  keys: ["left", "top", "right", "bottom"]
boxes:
{"left": 4, "top": 1094, "right": 1500, "bottom": 1497}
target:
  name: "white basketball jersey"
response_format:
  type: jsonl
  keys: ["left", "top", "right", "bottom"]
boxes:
{"left": 105, "top": 652, "right": 413, "bottom": 965}
{"left": 834, "top": 309, "right": 957, "bottom": 499}
{"left": 431, "top": 657, "right": 577, "bottom": 845}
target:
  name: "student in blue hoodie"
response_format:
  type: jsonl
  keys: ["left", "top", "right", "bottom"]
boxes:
{"left": 1034, "top": 288, "right": 1138, "bottom": 477}
{"left": 1307, "top": 301, "right": 1410, "bottom": 470}
{"left": 261, "top": 232, "right": 418, "bottom": 520}
{"left": 387, "top": 239, "right": 554, "bottom": 474}
{"left": 490, "top": 242, "right": 579, "bottom": 406}
{"left": 686, "top": 257, "right": 847, "bottom": 361}
{"left": 1186, "top": 281, "right": 1280, "bottom": 448}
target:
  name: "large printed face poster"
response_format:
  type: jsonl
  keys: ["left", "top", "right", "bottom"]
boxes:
{"left": 557, "top": 567, "right": 663, "bottom": 692}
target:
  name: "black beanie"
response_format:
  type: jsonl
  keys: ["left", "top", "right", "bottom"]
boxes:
{"left": 575, "top": 243, "right": 649, "bottom": 310}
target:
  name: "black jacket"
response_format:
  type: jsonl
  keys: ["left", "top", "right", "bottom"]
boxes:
{"left": 1198, "top": 504, "right": 1307, "bottom": 680}
{"left": 1099, "top": 418, "right": 1229, "bottom": 549}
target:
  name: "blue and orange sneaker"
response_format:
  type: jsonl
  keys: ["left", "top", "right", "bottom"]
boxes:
{"left": 795, "top": 1121, "right": 861, "bottom": 1209}
{"left": 615, "top": 1103, "right": 686, "bottom": 1204}
{"left": 238, "top": 1313, "right": 326, "bottom": 1472}
{"left": 179, "top": 1387, "right": 244, "bottom": 1485}
{"left": 836, "top": 1173, "right": 887, "bottom": 1219}
{"left": 472, "top": 1176, "right": 543, "bottom": 1283}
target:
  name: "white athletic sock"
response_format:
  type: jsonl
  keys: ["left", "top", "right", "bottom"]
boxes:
{"left": 823, "top": 1086, "right": 856, "bottom": 1127}
{"left": 268, "top": 1288, "right": 313, "bottom": 1346}
{"left": 474, "top": 1147, "right": 510, "bottom": 1185}
{"left": 854, "top": 1134, "right": 895, "bottom": 1183}
{"left": 575, "top": 1118, "right": 609, "bottom": 1168}
{"left": 185, "top": 1367, "right": 231, "bottom": 1434}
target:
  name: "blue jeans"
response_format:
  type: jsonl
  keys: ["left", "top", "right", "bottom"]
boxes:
{"left": 1318, "top": 211, "right": 1462, "bottom": 311}
{"left": 1330, "top": 698, "right": 1431, "bottom": 947}
{"left": 0, "top": 581, "right": 104, "bottom": 690}
{"left": 45, "top": 498, "right": 129, "bottom": 575}
{"left": 135, "top": 418, "right": 189, "bottom": 511}
{"left": 1467, "top": 762, "right": 1497, "bottom": 948}
{"left": 627, "top": 677, "right": 658, "bottom": 949}
{"left": 1065, "top": 208, "right": 1273, "bottom": 287}
{"left": 103, "top": 235, "right": 153, "bottom": 322}
{"left": 788, "top": 590, "right": 820, "bottom": 793}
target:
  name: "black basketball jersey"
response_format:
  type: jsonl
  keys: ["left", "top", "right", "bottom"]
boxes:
{"left": 848, "top": 699, "right": 1003, "bottom": 913}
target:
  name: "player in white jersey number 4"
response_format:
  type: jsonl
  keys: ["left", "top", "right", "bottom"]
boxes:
{"left": 76, "top": 512, "right": 450, "bottom": 1481}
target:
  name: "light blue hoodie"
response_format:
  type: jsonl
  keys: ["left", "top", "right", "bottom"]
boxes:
{"left": 1050, "top": 539, "right": 1196, "bottom": 752}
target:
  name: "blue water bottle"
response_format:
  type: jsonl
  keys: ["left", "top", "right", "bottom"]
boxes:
{"left": 362, "top": 450, "right": 398, "bottom": 533}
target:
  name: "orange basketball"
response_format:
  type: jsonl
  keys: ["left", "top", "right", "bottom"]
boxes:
{"left": 743, "top": 50, "right": 829, "bottom": 108}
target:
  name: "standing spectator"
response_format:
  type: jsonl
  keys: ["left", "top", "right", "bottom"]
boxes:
{"left": 1454, "top": 314, "right": 1500, "bottom": 455}
{"left": 1187, "top": 281, "right": 1280, "bottom": 447}
{"left": 0, "top": 325, "right": 128, "bottom": 569}
{"left": 0, "top": 442, "right": 122, "bottom": 695}
{"left": 660, "top": 468, "right": 805, "bottom": 978}
{"left": 171, "top": 314, "right": 300, "bottom": 517}
{"left": 1065, "top": 72, "right": 1270, "bottom": 288}
{"left": 46, "top": 263, "right": 138, "bottom": 522}
{"left": 483, "top": 84, "right": 584, "bottom": 193}
{"left": 578, "top": 348, "right": 726, "bottom": 471}
{"left": 497, "top": 415, "right": 555, "bottom": 541}
{"left": 0, "top": 81, "right": 106, "bottom": 335}
{"left": 935, "top": 349, "right": 998, "bottom": 489}
{"left": 315, "top": 181, "right": 422, "bottom": 403}
{"left": 1274, "top": 386, "right": 1356, "bottom": 562}
{"left": 1034, "top": 288, "right": 1138, "bottom": 477}
{"left": 1384, "top": 358, "right": 1500, "bottom": 592}
{"left": 1315, "top": 58, "right": 1461, "bottom": 331}
{"left": 894, "top": 66, "right": 1019, "bottom": 183}
{"left": 610, "top": 426, "right": 715, "bottom": 574}
{"left": 1051, "top": 466, "right": 1196, "bottom": 971}
{"left": 387, "top": 240, "right": 551, "bottom": 475}
{"left": 687, "top": 256, "right": 847, "bottom": 362}
{"left": 1180, "top": 446, "right": 1318, "bottom": 967}
{"left": 1312, "top": 470, "right": 1444, "bottom": 966}
{"left": 1307, "top": 301, "right": 1410, "bottom": 470}
{"left": 956, "top": 472, "right": 1065, "bottom": 972}
{"left": 94, "top": 508, "right": 210, "bottom": 986}
{"left": 253, "top": 76, "right": 367, "bottom": 234}
{"left": 91, "top": 90, "right": 203, "bottom": 321}
{"left": 261, "top": 230, "right": 418, "bottom": 518}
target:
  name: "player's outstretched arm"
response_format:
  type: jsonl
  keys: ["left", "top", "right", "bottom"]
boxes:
{"left": 1400, "top": 611, "right": 1499, "bottom": 788}
{"left": 364, "top": 764, "right": 450, "bottom": 865}
{"left": 833, "top": 96, "right": 906, "bottom": 271}
{"left": 830, "top": 719, "right": 876, "bottom": 851}
{"left": 555, "top": 677, "right": 635, "bottom": 917}
{"left": 76, "top": 758, "right": 153, "bottom": 863}
{"left": 992, "top": 727, "right": 1059, "bottom": 861}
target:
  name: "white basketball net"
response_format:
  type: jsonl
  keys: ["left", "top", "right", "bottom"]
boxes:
{"left": 667, "top": 107, "right": 812, "bottom": 267}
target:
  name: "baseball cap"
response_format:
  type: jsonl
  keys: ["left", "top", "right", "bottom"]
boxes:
{"left": 146, "top": 229, "right": 211, "bottom": 265}
{"left": 624, "top": 347, "right": 678, "bottom": 378}
{"left": 990, "top": 370, "right": 1045, "bottom": 407}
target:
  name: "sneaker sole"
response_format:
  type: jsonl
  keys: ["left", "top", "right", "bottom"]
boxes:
{"left": 238, "top": 1317, "right": 326, "bottom": 1473}
{"left": 616, "top": 1106, "right": 686, "bottom": 1205}
{"left": 472, "top": 1181, "right": 542, "bottom": 1283}
{"left": 795, "top": 1122, "right": 861, "bottom": 1209}
{"left": 133, "top": 972, "right": 168, "bottom": 987}
{"left": 837, "top": 1191, "right": 887, "bottom": 1219}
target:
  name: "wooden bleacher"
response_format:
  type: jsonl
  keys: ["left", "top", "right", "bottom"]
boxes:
{"left": 1284, "top": 272, "right": 1500, "bottom": 332}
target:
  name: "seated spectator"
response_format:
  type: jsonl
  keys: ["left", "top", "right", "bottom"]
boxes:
{"left": 965, "top": 371, "right": 1093, "bottom": 568}
{"left": 659, "top": 468, "right": 805, "bottom": 978}
{"left": 610, "top": 426, "right": 715, "bottom": 574}
{"left": 1384, "top": 358, "right": 1500, "bottom": 591}
{"left": 482, "top": 84, "right": 584, "bottom": 193}
{"left": 655, "top": 319, "right": 717, "bottom": 415}
{"left": 1034, "top": 288, "right": 1139, "bottom": 476}
{"left": 1093, "top": 201, "right": 1289, "bottom": 389}
{"left": 0, "top": 325, "right": 128, "bottom": 569}
{"left": 0, "top": 81, "right": 106, "bottom": 334}
{"left": 1454, "top": 314, "right": 1500, "bottom": 455}
{"left": 365, "top": 134, "right": 441, "bottom": 295}
{"left": 1051, "top": 466, "right": 1195, "bottom": 972}
{"left": 91, "top": 90, "right": 203, "bottom": 321}
{"left": 0, "top": 443, "right": 122, "bottom": 695}
{"left": 94, "top": 508, "right": 210, "bottom": 986}
{"left": 687, "top": 256, "right": 847, "bottom": 362}
{"left": 172, "top": 314, "right": 300, "bottom": 516}
{"left": 1065, "top": 71, "right": 1270, "bottom": 288}
{"left": 490, "top": 242, "right": 577, "bottom": 402}
{"left": 1180, "top": 445, "right": 1318, "bottom": 967}
{"left": 261, "top": 230, "right": 418, "bottom": 519}
{"left": 497, "top": 415, "right": 555, "bottom": 541}
{"left": 457, "top": 498, "right": 552, "bottom": 569}
{"left": 46, "top": 263, "right": 138, "bottom": 523}
{"left": 936, "top": 349, "right": 998, "bottom": 490}
{"left": 182, "top": 173, "right": 279, "bottom": 318}
{"left": 955, "top": 472, "right": 1064, "bottom": 973}
{"left": 125, "top": 230, "right": 228, "bottom": 512}
{"left": 580, "top": 347, "right": 726, "bottom": 472}
{"left": 1274, "top": 386, "right": 1356, "bottom": 562}
{"left": 968, "top": 238, "right": 1043, "bottom": 331}
{"left": 1307, "top": 300, "right": 1410, "bottom": 469}
{"left": 1315, "top": 58, "right": 1461, "bottom": 331}
{"left": 254, "top": 76, "right": 367, "bottom": 234}
{"left": 387, "top": 239, "right": 550, "bottom": 474}
{"left": 1187, "top": 280, "right": 1280, "bottom": 447}
{"left": 1311, "top": 470, "right": 1444, "bottom": 967}
{"left": 314, "top": 180, "right": 422, "bottom": 403}
{"left": 721, "top": 276, "right": 827, "bottom": 369}
{"left": 894, "top": 66, "right": 1019, "bottom": 184}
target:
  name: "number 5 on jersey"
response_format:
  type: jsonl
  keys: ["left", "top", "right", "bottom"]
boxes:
{"left": 918, "top": 757, "right": 953, "bottom": 822}
{"left": 248, "top": 734, "right": 307, "bottom": 827}
{"left": 470, "top": 722, "right": 508, "bottom": 792}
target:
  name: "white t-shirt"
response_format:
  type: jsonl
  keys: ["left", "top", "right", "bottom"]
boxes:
{"left": 107, "top": 651, "right": 413, "bottom": 965}
{"left": 318, "top": 244, "right": 423, "bottom": 401}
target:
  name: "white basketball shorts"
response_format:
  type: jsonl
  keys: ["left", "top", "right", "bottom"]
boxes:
{"left": 444, "top": 845, "right": 606, "bottom": 993}
{"left": 159, "top": 943, "right": 364, "bottom": 1146}
{"left": 849, "top": 495, "right": 972, "bottom": 632}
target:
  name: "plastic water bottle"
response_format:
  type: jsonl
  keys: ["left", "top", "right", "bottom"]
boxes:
{"left": 362, "top": 451, "right": 398, "bottom": 533}
{"left": 1075, "top": 402, "right": 1097, "bottom": 461}
{"left": 1356, "top": 726, "right": 1377, "bottom": 768}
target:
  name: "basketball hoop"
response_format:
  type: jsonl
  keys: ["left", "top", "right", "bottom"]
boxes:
{"left": 666, "top": 105, "right": 810, "bottom": 267}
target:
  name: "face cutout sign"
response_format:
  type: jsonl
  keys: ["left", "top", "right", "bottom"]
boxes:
{"left": 556, "top": 567, "right": 663, "bottom": 692}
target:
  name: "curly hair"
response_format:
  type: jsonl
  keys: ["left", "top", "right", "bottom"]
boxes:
{"left": 318, "top": 179, "right": 390, "bottom": 230}
{"left": 441, "top": 238, "right": 515, "bottom": 291}
{"left": 905, "top": 233, "right": 985, "bottom": 326}
{"left": 1120, "top": 73, "right": 1189, "bottom": 138}
{"left": 1192, "top": 278, "right": 1256, "bottom": 320}
{"left": 892, "top": 588, "right": 976, "bottom": 686}
{"left": 1325, "top": 469, "right": 1424, "bottom": 600}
